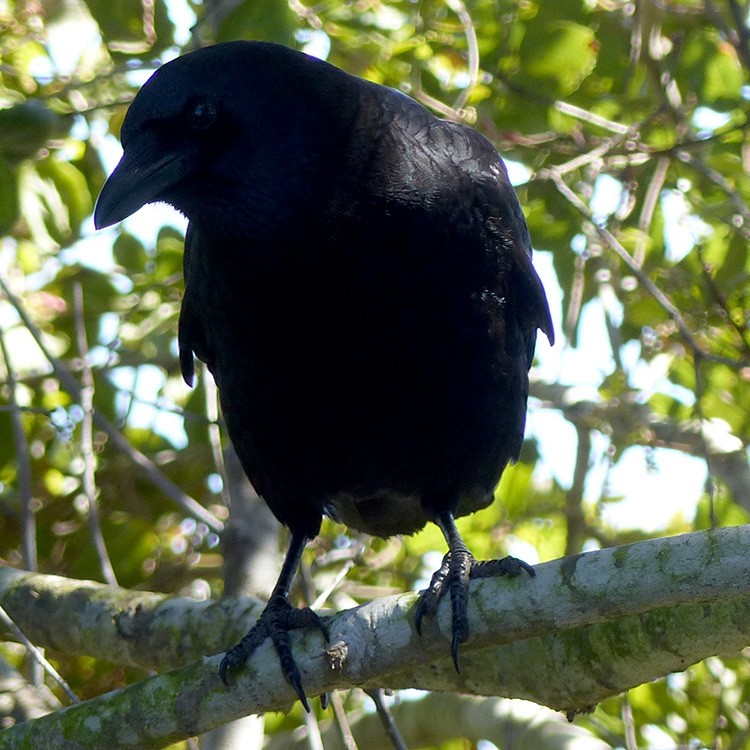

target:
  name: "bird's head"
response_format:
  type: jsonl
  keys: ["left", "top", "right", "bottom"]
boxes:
{"left": 94, "top": 41, "right": 360, "bottom": 234}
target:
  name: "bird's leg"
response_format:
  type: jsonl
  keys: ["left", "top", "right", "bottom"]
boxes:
{"left": 219, "top": 531, "right": 329, "bottom": 711}
{"left": 415, "top": 511, "right": 534, "bottom": 671}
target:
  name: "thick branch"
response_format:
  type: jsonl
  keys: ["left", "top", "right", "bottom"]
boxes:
{"left": 2, "top": 528, "right": 750, "bottom": 747}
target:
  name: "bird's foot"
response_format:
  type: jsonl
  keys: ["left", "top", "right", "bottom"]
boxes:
{"left": 415, "top": 550, "right": 534, "bottom": 671}
{"left": 219, "top": 593, "right": 329, "bottom": 712}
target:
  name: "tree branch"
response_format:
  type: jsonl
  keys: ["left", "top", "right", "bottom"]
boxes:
{"left": 2, "top": 528, "right": 750, "bottom": 746}
{"left": 266, "top": 693, "right": 612, "bottom": 750}
{"left": 530, "top": 379, "right": 750, "bottom": 510}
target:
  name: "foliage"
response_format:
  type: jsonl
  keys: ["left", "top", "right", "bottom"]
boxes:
{"left": 0, "top": 0, "right": 749, "bottom": 747}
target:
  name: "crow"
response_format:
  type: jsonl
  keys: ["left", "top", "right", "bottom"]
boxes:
{"left": 94, "top": 40, "right": 554, "bottom": 710}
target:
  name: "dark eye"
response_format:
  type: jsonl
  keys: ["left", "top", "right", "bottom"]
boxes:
{"left": 188, "top": 100, "right": 217, "bottom": 130}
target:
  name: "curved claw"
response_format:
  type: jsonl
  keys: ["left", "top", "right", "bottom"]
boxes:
{"left": 219, "top": 598, "right": 329, "bottom": 713}
{"left": 415, "top": 552, "right": 451, "bottom": 635}
{"left": 416, "top": 549, "right": 534, "bottom": 673}
{"left": 219, "top": 648, "right": 241, "bottom": 685}
{"left": 451, "top": 628, "right": 463, "bottom": 673}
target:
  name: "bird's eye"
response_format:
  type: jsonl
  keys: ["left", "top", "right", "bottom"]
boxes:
{"left": 188, "top": 101, "right": 217, "bottom": 130}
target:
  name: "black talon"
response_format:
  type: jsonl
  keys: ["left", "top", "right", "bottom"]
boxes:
{"left": 219, "top": 532, "right": 328, "bottom": 712}
{"left": 416, "top": 512, "right": 535, "bottom": 671}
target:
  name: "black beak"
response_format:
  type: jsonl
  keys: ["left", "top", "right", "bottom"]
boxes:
{"left": 94, "top": 149, "right": 187, "bottom": 229}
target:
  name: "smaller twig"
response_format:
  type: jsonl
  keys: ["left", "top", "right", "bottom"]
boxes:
{"left": 202, "top": 366, "right": 231, "bottom": 509}
{"left": 0, "top": 604, "right": 79, "bottom": 705}
{"left": 553, "top": 98, "right": 630, "bottom": 134}
{"left": 444, "top": 0, "right": 480, "bottom": 112}
{"left": 552, "top": 136, "right": 625, "bottom": 176}
{"left": 365, "top": 690, "right": 409, "bottom": 750}
{"left": 599, "top": 278, "right": 624, "bottom": 371}
{"left": 677, "top": 150, "right": 750, "bottom": 227}
{"left": 655, "top": 114, "right": 750, "bottom": 153}
{"left": 100, "top": 376, "right": 214, "bottom": 424}
{"left": 497, "top": 74, "right": 631, "bottom": 134}
{"left": 635, "top": 156, "right": 669, "bottom": 266}
{"left": 329, "top": 691, "right": 359, "bottom": 750}
{"left": 303, "top": 706, "right": 325, "bottom": 750}
{"left": 564, "top": 253, "right": 586, "bottom": 344}
{"left": 311, "top": 560, "right": 356, "bottom": 610}
{"left": 410, "top": 86, "right": 468, "bottom": 122}
{"left": 621, "top": 693, "right": 638, "bottom": 750}
{"left": 288, "top": 0, "right": 324, "bottom": 29}
{"left": 566, "top": 425, "right": 591, "bottom": 556}
{"left": 692, "top": 354, "right": 717, "bottom": 528}
{"left": 73, "top": 282, "right": 117, "bottom": 586}
{"left": 0, "top": 404, "right": 53, "bottom": 416}
{"left": 727, "top": 0, "right": 750, "bottom": 71}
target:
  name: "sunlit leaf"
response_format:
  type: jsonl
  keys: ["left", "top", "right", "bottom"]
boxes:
{"left": 519, "top": 20, "right": 597, "bottom": 95}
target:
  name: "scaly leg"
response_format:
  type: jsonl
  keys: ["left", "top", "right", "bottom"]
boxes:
{"left": 219, "top": 531, "right": 329, "bottom": 711}
{"left": 415, "top": 511, "right": 534, "bottom": 671}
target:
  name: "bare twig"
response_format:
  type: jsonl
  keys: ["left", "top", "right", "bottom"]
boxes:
{"left": 445, "top": 0, "right": 480, "bottom": 112}
{"left": 303, "top": 707, "right": 325, "bottom": 750}
{"left": 0, "top": 404, "right": 52, "bottom": 416}
{"left": 728, "top": 0, "right": 750, "bottom": 61}
{"left": 634, "top": 156, "right": 669, "bottom": 266}
{"left": 677, "top": 150, "right": 750, "bottom": 235}
{"left": 365, "top": 690, "right": 409, "bottom": 750}
{"left": 692, "top": 354, "right": 717, "bottom": 528}
{"left": 288, "top": 0, "right": 324, "bottom": 30}
{"left": 202, "top": 365, "right": 231, "bottom": 509}
{"left": 311, "top": 560, "right": 356, "bottom": 611}
{"left": 553, "top": 98, "right": 631, "bottom": 135}
{"left": 72, "top": 282, "right": 117, "bottom": 585}
{"left": 497, "top": 74, "right": 631, "bottom": 135}
{"left": 0, "top": 604, "right": 79, "bottom": 704}
{"left": 718, "top": 0, "right": 750, "bottom": 71}
{"left": 621, "top": 693, "right": 638, "bottom": 750}
{"left": 697, "top": 247, "right": 750, "bottom": 358}
{"left": 552, "top": 136, "right": 626, "bottom": 177}
{"left": 566, "top": 425, "right": 591, "bottom": 556}
{"left": 564, "top": 252, "right": 586, "bottom": 344}
{"left": 329, "top": 691, "right": 359, "bottom": 750}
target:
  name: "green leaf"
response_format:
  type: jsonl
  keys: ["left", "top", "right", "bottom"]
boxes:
{"left": 215, "top": 0, "right": 298, "bottom": 45}
{"left": 519, "top": 20, "right": 597, "bottom": 95}
{"left": 702, "top": 43, "right": 743, "bottom": 105}
{"left": 679, "top": 33, "right": 744, "bottom": 108}
{"left": 84, "top": 0, "right": 174, "bottom": 54}
{"left": 35, "top": 157, "right": 93, "bottom": 238}
{"left": 113, "top": 231, "right": 148, "bottom": 273}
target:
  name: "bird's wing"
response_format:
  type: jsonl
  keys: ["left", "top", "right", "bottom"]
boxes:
{"left": 443, "top": 119, "right": 554, "bottom": 355}
{"left": 378, "top": 98, "right": 554, "bottom": 370}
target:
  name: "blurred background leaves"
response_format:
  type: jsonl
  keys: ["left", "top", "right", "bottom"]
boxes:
{"left": 0, "top": 0, "right": 749, "bottom": 747}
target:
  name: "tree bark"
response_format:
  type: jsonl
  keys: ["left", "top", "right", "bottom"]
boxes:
{"left": 2, "top": 527, "right": 750, "bottom": 747}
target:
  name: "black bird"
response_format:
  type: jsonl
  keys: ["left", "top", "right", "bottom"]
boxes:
{"left": 94, "top": 41, "right": 554, "bottom": 709}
